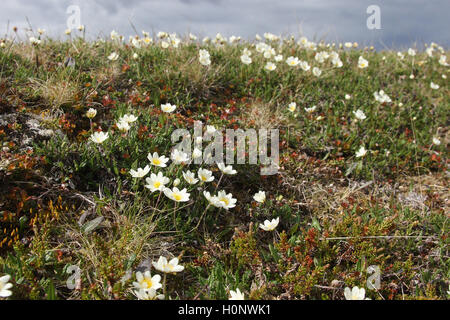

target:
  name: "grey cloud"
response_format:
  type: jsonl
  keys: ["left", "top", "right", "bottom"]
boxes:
{"left": 0, "top": 0, "right": 448, "bottom": 49}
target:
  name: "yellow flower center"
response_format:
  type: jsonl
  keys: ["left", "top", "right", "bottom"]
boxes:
{"left": 154, "top": 181, "right": 161, "bottom": 188}
{"left": 219, "top": 197, "right": 229, "bottom": 205}
{"left": 173, "top": 193, "right": 182, "bottom": 201}
{"left": 153, "top": 158, "right": 161, "bottom": 165}
{"left": 142, "top": 279, "right": 153, "bottom": 289}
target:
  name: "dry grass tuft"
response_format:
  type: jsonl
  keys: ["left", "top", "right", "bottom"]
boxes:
{"left": 241, "top": 100, "right": 289, "bottom": 129}
{"left": 29, "top": 76, "right": 80, "bottom": 110}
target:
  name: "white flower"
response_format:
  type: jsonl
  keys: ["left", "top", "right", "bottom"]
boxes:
{"left": 397, "top": 52, "right": 404, "bottom": 60}
{"left": 65, "top": 29, "right": 72, "bottom": 35}
{"left": 345, "top": 94, "right": 351, "bottom": 100}
{"left": 426, "top": 47, "right": 434, "bottom": 57}
{"left": 259, "top": 217, "right": 279, "bottom": 231}
{"left": 37, "top": 28, "right": 45, "bottom": 35}
{"left": 189, "top": 33, "right": 197, "bottom": 41}
{"left": 373, "top": 90, "right": 392, "bottom": 103}
{"left": 161, "top": 41, "right": 169, "bottom": 49}
{"left": 116, "top": 120, "right": 130, "bottom": 132}
{"left": 198, "top": 168, "right": 214, "bottom": 182}
{"left": 432, "top": 137, "right": 441, "bottom": 145}
{"left": 306, "top": 41, "right": 316, "bottom": 50}
{"left": 171, "top": 149, "right": 190, "bottom": 164}
{"left": 286, "top": 56, "right": 300, "bottom": 67}
{"left": 298, "top": 36, "right": 308, "bottom": 47}
{"left": 29, "top": 37, "right": 41, "bottom": 46}
{"left": 274, "top": 54, "right": 283, "bottom": 62}
{"left": 119, "top": 114, "right": 138, "bottom": 123}
{"left": 304, "top": 106, "right": 317, "bottom": 113}
{"left": 215, "top": 190, "right": 237, "bottom": 210}
{"left": 256, "top": 42, "right": 269, "bottom": 53}
{"left": 134, "top": 288, "right": 164, "bottom": 300}
{"left": 110, "top": 30, "right": 120, "bottom": 40}
{"left": 0, "top": 275, "right": 13, "bottom": 297}
{"left": 161, "top": 103, "right": 177, "bottom": 113}
{"left": 353, "top": 109, "right": 367, "bottom": 120}
{"left": 299, "top": 61, "right": 311, "bottom": 72}
{"left": 288, "top": 102, "right": 296, "bottom": 112}
{"left": 240, "top": 54, "right": 252, "bottom": 65}
{"left": 157, "top": 31, "right": 168, "bottom": 39}
{"left": 312, "top": 67, "right": 322, "bottom": 77}
{"left": 145, "top": 172, "right": 170, "bottom": 192}
{"left": 408, "top": 48, "right": 416, "bottom": 56}
{"left": 130, "top": 38, "right": 141, "bottom": 49}
{"left": 264, "top": 32, "right": 279, "bottom": 41}
{"left": 107, "top": 52, "right": 119, "bottom": 61}
{"left": 199, "top": 53, "right": 211, "bottom": 66}
{"left": 332, "top": 57, "right": 343, "bottom": 68}
{"left": 169, "top": 34, "right": 181, "bottom": 48}
{"left": 430, "top": 82, "right": 439, "bottom": 90}
{"left": 199, "top": 49, "right": 209, "bottom": 58}
{"left": 439, "top": 55, "right": 449, "bottom": 66}
{"left": 133, "top": 271, "right": 162, "bottom": 291}
{"left": 355, "top": 146, "right": 367, "bottom": 158}
{"left": 206, "top": 125, "right": 217, "bottom": 134}
{"left": 253, "top": 191, "right": 266, "bottom": 203}
{"left": 315, "top": 51, "right": 329, "bottom": 63}
{"left": 344, "top": 286, "right": 370, "bottom": 300}
{"left": 152, "top": 256, "right": 184, "bottom": 273}
{"left": 344, "top": 42, "right": 353, "bottom": 48}
{"left": 203, "top": 191, "right": 219, "bottom": 206}
{"left": 263, "top": 47, "right": 275, "bottom": 59}
{"left": 182, "top": 170, "right": 198, "bottom": 185}
{"left": 217, "top": 162, "right": 237, "bottom": 175}
{"left": 173, "top": 178, "right": 180, "bottom": 187}
{"left": 265, "top": 62, "right": 276, "bottom": 71}
{"left": 90, "top": 131, "right": 109, "bottom": 144}
{"left": 148, "top": 152, "right": 170, "bottom": 167}
{"left": 242, "top": 48, "right": 252, "bottom": 56}
{"left": 164, "top": 187, "right": 190, "bottom": 202}
{"left": 229, "top": 35, "right": 240, "bottom": 43}
{"left": 142, "top": 37, "right": 152, "bottom": 46}
{"left": 192, "top": 148, "right": 202, "bottom": 159}
{"left": 358, "top": 56, "right": 369, "bottom": 69}
{"left": 86, "top": 108, "right": 97, "bottom": 119}
{"left": 130, "top": 165, "right": 150, "bottom": 178}
{"left": 229, "top": 288, "right": 245, "bottom": 300}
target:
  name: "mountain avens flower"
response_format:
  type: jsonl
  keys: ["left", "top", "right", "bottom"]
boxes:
{"left": 152, "top": 256, "right": 184, "bottom": 273}
{"left": 148, "top": 152, "right": 169, "bottom": 168}
{"left": 133, "top": 271, "right": 162, "bottom": 291}
{"left": 130, "top": 165, "right": 150, "bottom": 178}
{"left": 164, "top": 187, "right": 190, "bottom": 202}
{"left": 145, "top": 172, "right": 170, "bottom": 192}
{"left": 259, "top": 217, "right": 279, "bottom": 231}
{"left": 90, "top": 131, "right": 109, "bottom": 144}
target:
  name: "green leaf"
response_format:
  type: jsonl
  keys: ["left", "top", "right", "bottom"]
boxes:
{"left": 81, "top": 216, "right": 104, "bottom": 234}
{"left": 46, "top": 281, "right": 57, "bottom": 300}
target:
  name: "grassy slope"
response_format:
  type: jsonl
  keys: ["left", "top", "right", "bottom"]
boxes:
{"left": 0, "top": 36, "right": 448, "bottom": 300}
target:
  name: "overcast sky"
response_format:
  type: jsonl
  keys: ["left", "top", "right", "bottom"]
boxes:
{"left": 1, "top": 0, "right": 449, "bottom": 49}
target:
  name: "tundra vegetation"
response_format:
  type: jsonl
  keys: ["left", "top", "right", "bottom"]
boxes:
{"left": 0, "top": 30, "right": 448, "bottom": 300}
